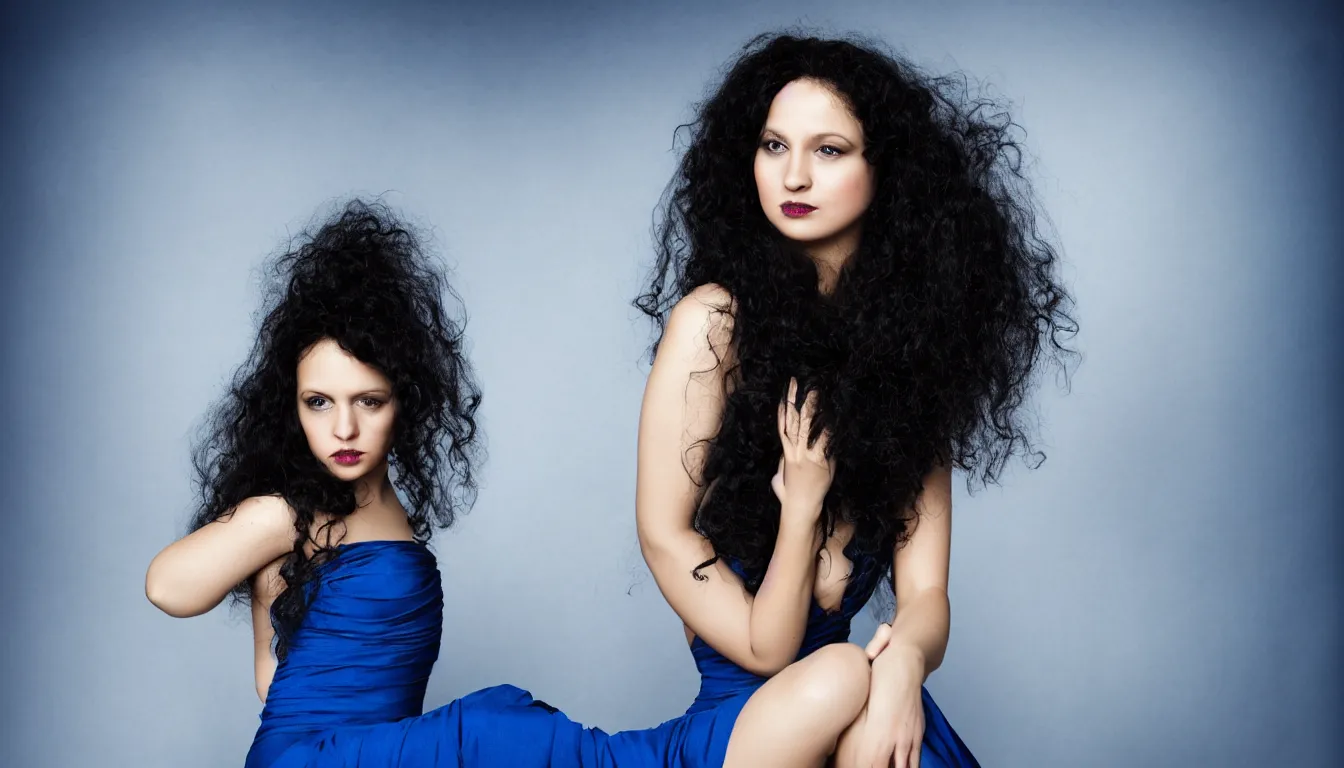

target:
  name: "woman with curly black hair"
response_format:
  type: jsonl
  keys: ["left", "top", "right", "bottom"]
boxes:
{"left": 628, "top": 31, "right": 1076, "bottom": 767}
{"left": 145, "top": 199, "right": 501, "bottom": 766}
{"left": 422, "top": 31, "right": 1076, "bottom": 768}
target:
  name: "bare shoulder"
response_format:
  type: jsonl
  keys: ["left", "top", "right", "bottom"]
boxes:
{"left": 662, "top": 283, "right": 737, "bottom": 365}
{"left": 672, "top": 283, "right": 735, "bottom": 326}
{"left": 233, "top": 493, "right": 294, "bottom": 521}
{"left": 227, "top": 494, "right": 297, "bottom": 540}
{"left": 684, "top": 282, "right": 735, "bottom": 311}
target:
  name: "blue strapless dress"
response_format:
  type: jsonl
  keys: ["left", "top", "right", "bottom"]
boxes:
{"left": 245, "top": 539, "right": 979, "bottom": 767}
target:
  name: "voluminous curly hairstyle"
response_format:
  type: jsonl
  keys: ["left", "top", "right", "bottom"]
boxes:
{"left": 189, "top": 199, "right": 482, "bottom": 659}
{"left": 636, "top": 32, "right": 1078, "bottom": 590}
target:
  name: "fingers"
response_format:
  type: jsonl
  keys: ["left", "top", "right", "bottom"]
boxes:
{"left": 907, "top": 716, "right": 926, "bottom": 768}
{"left": 787, "top": 377, "right": 800, "bottom": 442}
{"left": 771, "top": 455, "right": 786, "bottom": 503}
{"left": 797, "top": 385, "right": 831, "bottom": 457}
{"left": 864, "top": 622, "right": 893, "bottom": 660}
{"left": 780, "top": 378, "right": 833, "bottom": 462}
{"left": 778, "top": 377, "right": 799, "bottom": 446}
{"left": 797, "top": 386, "right": 817, "bottom": 444}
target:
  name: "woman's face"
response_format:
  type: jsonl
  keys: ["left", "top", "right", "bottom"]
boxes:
{"left": 295, "top": 338, "right": 397, "bottom": 484}
{"left": 753, "top": 78, "right": 875, "bottom": 265}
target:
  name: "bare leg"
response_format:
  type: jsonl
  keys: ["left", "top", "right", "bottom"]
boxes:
{"left": 722, "top": 643, "right": 871, "bottom": 768}
{"left": 831, "top": 702, "right": 868, "bottom": 767}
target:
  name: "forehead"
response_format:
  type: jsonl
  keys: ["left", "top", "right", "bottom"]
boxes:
{"left": 296, "top": 339, "right": 391, "bottom": 389}
{"left": 763, "top": 78, "right": 862, "bottom": 137}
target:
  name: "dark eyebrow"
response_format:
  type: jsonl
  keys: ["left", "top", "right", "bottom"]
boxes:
{"left": 815, "top": 132, "right": 857, "bottom": 145}
{"left": 298, "top": 389, "right": 392, "bottom": 398}
{"left": 760, "top": 127, "right": 859, "bottom": 146}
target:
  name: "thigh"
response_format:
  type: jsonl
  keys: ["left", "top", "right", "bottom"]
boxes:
{"left": 722, "top": 643, "right": 871, "bottom": 768}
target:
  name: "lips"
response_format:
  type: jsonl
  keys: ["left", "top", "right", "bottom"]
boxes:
{"left": 331, "top": 450, "right": 363, "bottom": 466}
{"left": 780, "top": 202, "right": 816, "bottom": 218}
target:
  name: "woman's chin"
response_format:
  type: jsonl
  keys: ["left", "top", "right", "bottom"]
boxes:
{"left": 324, "top": 461, "right": 371, "bottom": 483}
{"left": 770, "top": 218, "right": 842, "bottom": 245}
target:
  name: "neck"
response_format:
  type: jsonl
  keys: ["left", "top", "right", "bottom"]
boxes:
{"left": 805, "top": 243, "right": 851, "bottom": 295}
{"left": 813, "top": 259, "right": 841, "bottom": 294}
{"left": 352, "top": 462, "right": 398, "bottom": 509}
{"left": 801, "top": 226, "right": 860, "bottom": 296}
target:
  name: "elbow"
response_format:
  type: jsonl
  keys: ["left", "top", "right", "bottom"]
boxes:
{"left": 749, "top": 659, "right": 792, "bottom": 677}
{"left": 920, "top": 638, "right": 948, "bottom": 676}
{"left": 636, "top": 534, "right": 657, "bottom": 564}
{"left": 144, "top": 574, "right": 183, "bottom": 617}
{"left": 144, "top": 559, "right": 197, "bottom": 618}
{"left": 636, "top": 528, "right": 680, "bottom": 574}
{"left": 635, "top": 523, "right": 664, "bottom": 560}
{"left": 743, "top": 645, "right": 795, "bottom": 677}
{"left": 927, "top": 653, "right": 946, "bottom": 675}
{"left": 931, "top": 587, "right": 951, "bottom": 672}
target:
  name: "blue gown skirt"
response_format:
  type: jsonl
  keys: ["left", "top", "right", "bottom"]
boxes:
{"left": 262, "top": 681, "right": 977, "bottom": 767}
{"left": 247, "top": 541, "right": 980, "bottom": 767}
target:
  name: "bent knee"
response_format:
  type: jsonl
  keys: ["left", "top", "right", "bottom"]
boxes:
{"left": 795, "top": 643, "right": 870, "bottom": 719}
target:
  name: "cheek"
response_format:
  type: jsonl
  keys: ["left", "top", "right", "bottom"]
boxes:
{"left": 373, "top": 411, "right": 397, "bottom": 447}
{"left": 753, "top": 153, "right": 773, "bottom": 200}
{"left": 834, "top": 165, "right": 875, "bottom": 210}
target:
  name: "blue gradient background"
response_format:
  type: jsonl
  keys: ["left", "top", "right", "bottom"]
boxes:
{"left": 2, "top": 1, "right": 1340, "bottom": 766}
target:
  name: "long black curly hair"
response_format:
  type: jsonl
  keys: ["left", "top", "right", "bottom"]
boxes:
{"left": 635, "top": 32, "right": 1078, "bottom": 591}
{"left": 188, "top": 199, "right": 482, "bottom": 660}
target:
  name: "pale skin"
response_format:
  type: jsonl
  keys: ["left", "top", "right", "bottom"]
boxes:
{"left": 638, "top": 78, "right": 952, "bottom": 768}
{"left": 754, "top": 78, "right": 875, "bottom": 293}
{"left": 145, "top": 338, "right": 415, "bottom": 703}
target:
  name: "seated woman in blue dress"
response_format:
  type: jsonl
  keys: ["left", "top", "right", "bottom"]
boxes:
{"left": 614, "top": 31, "right": 1076, "bottom": 767}
{"left": 145, "top": 198, "right": 491, "bottom": 766}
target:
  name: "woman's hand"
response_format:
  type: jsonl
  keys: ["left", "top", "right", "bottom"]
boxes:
{"left": 851, "top": 625, "right": 928, "bottom": 768}
{"left": 772, "top": 377, "right": 835, "bottom": 524}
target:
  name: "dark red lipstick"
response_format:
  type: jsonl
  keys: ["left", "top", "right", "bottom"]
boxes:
{"left": 780, "top": 202, "right": 816, "bottom": 218}
{"left": 331, "top": 450, "right": 364, "bottom": 466}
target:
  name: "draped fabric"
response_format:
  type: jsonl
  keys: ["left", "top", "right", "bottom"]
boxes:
{"left": 244, "top": 539, "right": 978, "bottom": 767}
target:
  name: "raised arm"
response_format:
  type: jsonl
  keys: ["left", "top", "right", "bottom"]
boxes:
{"left": 145, "top": 495, "right": 296, "bottom": 618}
{"left": 636, "top": 285, "right": 833, "bottom": 676}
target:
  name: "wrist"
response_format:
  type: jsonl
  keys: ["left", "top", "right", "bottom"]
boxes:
{"left": 874, "top": 640, "right": 926, "bottom": 680}
{"left": 779, "top": 497, "right": 824, "bottom": 526}
{"left": 776, "top": 512, "right": 823, "bottom": 550}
